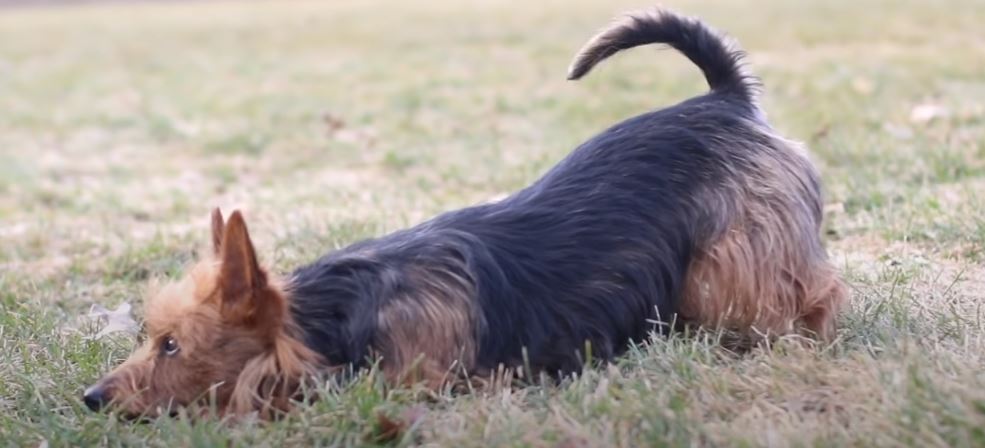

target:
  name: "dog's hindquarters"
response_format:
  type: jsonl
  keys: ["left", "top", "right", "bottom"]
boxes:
{"left": 568, "top": 7, "right": 847, "bottom": 340}
{"left": 679, "top": 125, "right": 847, "bottom": 340}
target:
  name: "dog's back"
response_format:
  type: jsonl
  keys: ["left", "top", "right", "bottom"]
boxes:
{"left": 292, "top": 8, "right": 847, "bottom": 382}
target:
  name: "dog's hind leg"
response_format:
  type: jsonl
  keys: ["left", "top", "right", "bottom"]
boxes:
{"left": 679, "top": 227, "right": 847, "bottom": 341}
{"left": 797, "top": 261, "right": 848, "bottom": 340}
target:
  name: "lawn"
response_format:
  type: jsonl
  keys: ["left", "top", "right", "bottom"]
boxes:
{"left": 2, "top": 0, "right": 985, "bottom": 445}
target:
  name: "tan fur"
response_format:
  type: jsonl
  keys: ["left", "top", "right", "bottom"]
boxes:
{"left": 226, "top": 317, "right": 323, "bottom": 417}
{"left": 679, "top": 126, "right": 848, "bottom": 340}
{"left": 94, "top": 210, "right": 321, "bottom": 418}
{"left": 681, "top": 228, "right": 847, "bottom": 340}
{"left": 375, "top": 265, "right": 479, "bottom": 389}
{"left": 94, "top": 208, "right": 478, "bottom": 418}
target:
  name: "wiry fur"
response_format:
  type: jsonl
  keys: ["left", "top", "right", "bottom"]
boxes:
{"left": 84, "top": 212, "right": 322, "bottom": 419}
{"left": 566, "top": 8, "right": 845, "bottom": 338}
{"left": 85, "top": 7, "right": 847, "bottom": 418}
{"left": 677, "top": 127, "right": 846, "bottom": 339}
{"left": 567, "top": 8, "right": 759, "bottom": 103}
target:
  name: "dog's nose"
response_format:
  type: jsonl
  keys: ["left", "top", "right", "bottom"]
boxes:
{"left": 83, "top": 384, "right": 110, "bottom": 411}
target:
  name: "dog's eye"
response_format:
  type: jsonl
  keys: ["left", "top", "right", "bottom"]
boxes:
{"left": 161, "top": 336, "right": 180, "bottom": 356}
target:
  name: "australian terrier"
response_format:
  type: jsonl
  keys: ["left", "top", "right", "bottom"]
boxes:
{"left": 84, "top": 7, "right": 847, "bottom": 418}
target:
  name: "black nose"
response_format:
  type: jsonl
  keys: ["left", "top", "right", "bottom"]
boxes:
{"left": 83, "top": 384, "right": 109, "bottom": 412}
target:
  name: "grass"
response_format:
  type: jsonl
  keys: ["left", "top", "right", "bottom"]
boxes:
{"left": 2, "top": 0, "right": 985, "bottom": 445}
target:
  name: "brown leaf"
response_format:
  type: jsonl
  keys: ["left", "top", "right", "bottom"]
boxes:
{"left": 322, "top": 112, "right": 346, "bottom": 133}
{"left": 374, "top": 412, "right": 403, "bottom": 443}
{"left": 371, "top": 406, "right": 427, "bottom": 443}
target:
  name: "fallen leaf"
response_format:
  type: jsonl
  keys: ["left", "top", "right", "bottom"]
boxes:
{"left": 809, "top": 123, "right": 831, "bottom": 143}
{"left": 371, "top": 405, "right": 427, "bottom": 443}
{"left": 87, "top": 302, "right": 139, "bottom": 340}
{"left": 322, "top": 112, "right": 346, "bottom": 133}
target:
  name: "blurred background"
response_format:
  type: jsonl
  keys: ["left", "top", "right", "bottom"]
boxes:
{"left": 2, "top": 0, "right": 983, "bottom": 278}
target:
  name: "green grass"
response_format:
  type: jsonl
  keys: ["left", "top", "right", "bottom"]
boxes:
{"left": 2, "top": 0, "right": 985, "bottom": 445}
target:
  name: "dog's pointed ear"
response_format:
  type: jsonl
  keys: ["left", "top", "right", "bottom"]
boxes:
{"left": 217, "top": 210, "right": 266, "bottom": 322}
{"left": 211, "top": 208, "right": 225, "bottom": 256}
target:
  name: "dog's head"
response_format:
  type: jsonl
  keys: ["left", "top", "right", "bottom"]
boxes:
{"left": 83, "top": 209, "right": 315, "bottom": 418}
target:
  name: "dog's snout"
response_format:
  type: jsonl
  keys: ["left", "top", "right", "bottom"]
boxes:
{"left": 83, "top": 383, "right": 110, "bottom": 412}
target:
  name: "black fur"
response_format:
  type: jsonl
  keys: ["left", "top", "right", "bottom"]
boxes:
{"left": 289, "top": 9, "right": 763, "bottom": 376}
{"left": 567, "top": 9, "right": 759, "bottom": 103}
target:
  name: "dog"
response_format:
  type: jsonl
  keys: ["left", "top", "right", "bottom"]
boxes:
{"left": 83, "top": 7, "right": 847, "bottom": 418}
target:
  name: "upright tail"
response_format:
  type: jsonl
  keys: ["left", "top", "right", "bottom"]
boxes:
{"left": 567, "top": 8, "right": 758, "bottom": 103}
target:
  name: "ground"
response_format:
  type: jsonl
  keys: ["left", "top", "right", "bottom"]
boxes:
{"left": 1, "top": 0, "right": 984, "bottom": 446}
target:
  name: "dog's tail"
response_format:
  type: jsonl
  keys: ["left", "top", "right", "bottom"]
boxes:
{"left": 567, "top": 8, "right": 758, "bottom": 103}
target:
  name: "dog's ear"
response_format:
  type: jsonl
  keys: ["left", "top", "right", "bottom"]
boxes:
{"left": 217, "top": 210, "right": 267, "bottom": 323}
{"left": 211, "top": 208, "right": 225, "bottom": 256}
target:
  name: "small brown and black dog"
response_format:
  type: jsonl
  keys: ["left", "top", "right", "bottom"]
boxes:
{"left": 84, "top": 7, "right": 847, "bottom": 418}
